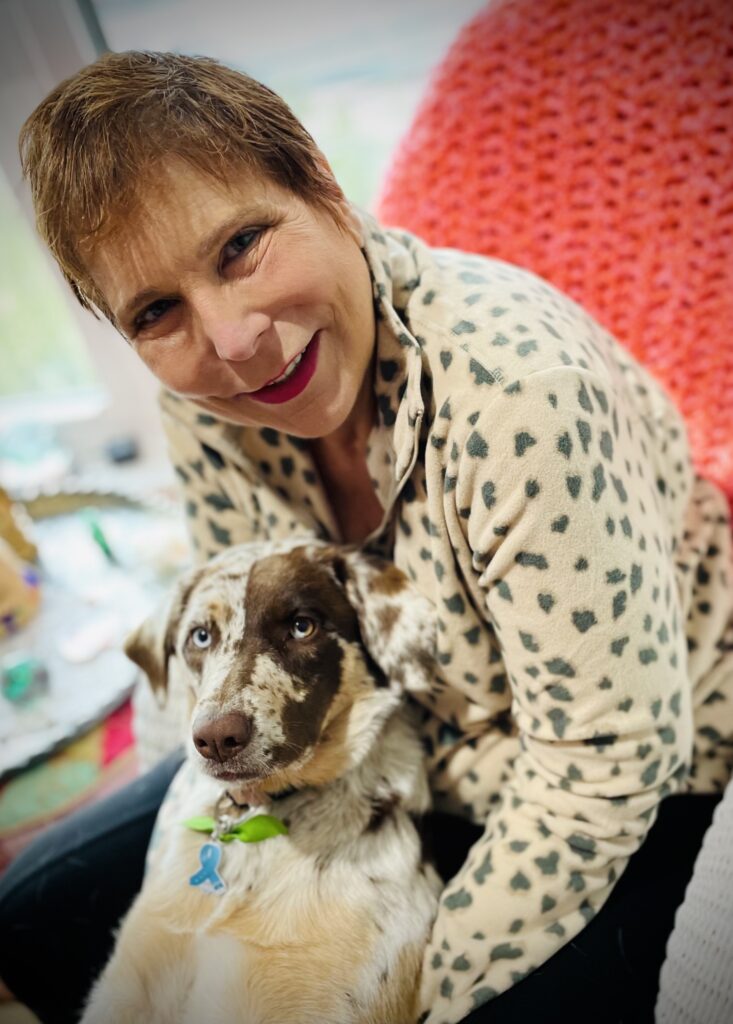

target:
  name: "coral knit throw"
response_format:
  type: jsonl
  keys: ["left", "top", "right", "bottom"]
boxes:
{"left": 376, "top": 0, "right": 733, "bottom": 512}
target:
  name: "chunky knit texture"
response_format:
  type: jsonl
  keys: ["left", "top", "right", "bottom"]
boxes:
{"left": 376, "top": 0, "right": 733, "bottom": 511}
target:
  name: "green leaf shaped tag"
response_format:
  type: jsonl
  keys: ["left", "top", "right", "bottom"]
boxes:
{"left": 227, "top": 814, "right": 289, "bottom": 843}
{"left": 183, "top": 815, "right": 216, "bottom": 833}
{"left": 183, "top": 813, "right": 287, "bottom": 842}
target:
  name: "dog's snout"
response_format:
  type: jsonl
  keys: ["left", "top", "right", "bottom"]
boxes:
{"left": 192, "top": 712, "right": 252, "bottom": 763}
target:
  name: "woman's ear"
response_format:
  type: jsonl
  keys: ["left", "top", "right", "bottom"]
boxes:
{"left": 327, "top": 548, "right": 438, "bottom": 696}
{"left": 124, "top": 567, "right": 202, "bottom": 698}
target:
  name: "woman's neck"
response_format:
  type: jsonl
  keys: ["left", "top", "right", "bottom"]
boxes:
{"left": 308, "top": 367, "right": 383, "bottom": 542}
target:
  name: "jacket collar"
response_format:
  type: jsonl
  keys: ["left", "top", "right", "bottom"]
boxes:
{"left": 358, "top": 210, "right": 425, "bottom": 520}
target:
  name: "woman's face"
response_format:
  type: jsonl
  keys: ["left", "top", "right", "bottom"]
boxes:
{"left": 87, "top": 160, "right": 377, "bottom": 440}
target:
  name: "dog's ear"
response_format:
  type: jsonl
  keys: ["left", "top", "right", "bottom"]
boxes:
{"left": 124, "top": 568, "right": 201, "bottom": 697}
{"left": 326, "top": 548, "right": 438, "bottom": 695}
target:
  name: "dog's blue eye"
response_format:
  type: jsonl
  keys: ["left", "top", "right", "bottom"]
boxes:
{"left": 290, "top": 616, "right": 316, "bottom": 640}
{"left": 191, "top": 627, "right": 212, "bottom": 650}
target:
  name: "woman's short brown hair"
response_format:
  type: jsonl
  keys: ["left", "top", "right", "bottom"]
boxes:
{"left": 19, "top": 50, "right": 346, "bottom": 322}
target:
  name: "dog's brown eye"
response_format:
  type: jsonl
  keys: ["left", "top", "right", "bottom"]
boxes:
{"left": 190, "top": 626, "right": 212, "bottom": 650}
{"left": 290, "top": 615, "right": 316, "bottom": 640}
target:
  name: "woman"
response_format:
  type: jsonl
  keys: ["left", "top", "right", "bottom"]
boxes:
{"left": 2, "top": 50, "right": 732, "bottom": 1024}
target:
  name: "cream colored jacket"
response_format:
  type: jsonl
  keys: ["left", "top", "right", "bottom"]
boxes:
{"left": 158, "top": 208, "right": 733, "bottom": 1024}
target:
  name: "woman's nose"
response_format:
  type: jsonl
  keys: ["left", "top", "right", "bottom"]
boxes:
{"left": 194, "top": 291, "right": 271, "bottom": 363}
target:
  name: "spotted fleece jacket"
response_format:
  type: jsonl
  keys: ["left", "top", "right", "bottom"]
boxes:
{"left": 158, "top": 208, "right": 733, "bottom": 1024}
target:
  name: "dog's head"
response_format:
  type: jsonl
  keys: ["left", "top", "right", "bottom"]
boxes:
{"left": 125, "top": 541, "right": 436, "bottom": 796}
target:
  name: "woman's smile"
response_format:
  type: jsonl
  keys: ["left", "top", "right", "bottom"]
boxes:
{"left": 242, "top": 331, "right": 320, "bottom": 405}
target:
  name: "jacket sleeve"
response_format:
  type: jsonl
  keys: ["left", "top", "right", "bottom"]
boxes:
{"left": 418, "top": 365, "right": 694, "bottom": 1024}
{"left": 160, "top": 401, "right": 260, "bottom": 563}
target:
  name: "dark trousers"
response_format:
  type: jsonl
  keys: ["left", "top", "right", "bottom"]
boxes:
{"left": 0, "top": 749, "right": 720, "bottom": 1024}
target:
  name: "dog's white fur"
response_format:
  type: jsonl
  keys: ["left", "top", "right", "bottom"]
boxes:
{"left": 81, "top": 540, "right": 442, "bottom": 1024}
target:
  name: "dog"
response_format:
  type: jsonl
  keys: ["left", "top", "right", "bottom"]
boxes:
{"left": 80, "top": 538, "right": 442, "bottom": 1024}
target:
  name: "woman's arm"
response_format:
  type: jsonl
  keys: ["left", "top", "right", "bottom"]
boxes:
{"left": 417, "top": 365, "right": 693, "bottom": 1024}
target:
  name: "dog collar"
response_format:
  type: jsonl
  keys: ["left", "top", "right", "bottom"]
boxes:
{"left": 183, "top": 813, "right": 288, "bottom": 843}
{"left": 184, "top": 789, "right": 289, "bottom": 844}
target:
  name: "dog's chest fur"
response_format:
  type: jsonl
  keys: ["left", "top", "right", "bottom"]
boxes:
{"left": 140, "top": 707, "right": 441, "bottom": 1024}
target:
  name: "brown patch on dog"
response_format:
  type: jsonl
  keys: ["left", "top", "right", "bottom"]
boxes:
{"left": 362, "top": 556, "right": 409, "bottom": 597}
{"left": 243, "top": 552, "right": 360, "bottom": 761}
{"left": 376, "top": 603, "right": 400, "bottom": 637}
{"left": 245, "top": 548, "right": 361, "bottom": 641}
{"left": 258, "top": 664, "right": 365, "bottom": 793}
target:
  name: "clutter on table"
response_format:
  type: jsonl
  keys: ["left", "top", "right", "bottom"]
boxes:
{"left": 0, "top": 484, "right": 189, "bottom": 779}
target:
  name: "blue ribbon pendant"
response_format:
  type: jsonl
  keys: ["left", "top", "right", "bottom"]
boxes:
{"left": 189, "top": 840, "right": 226, "bottom": 895}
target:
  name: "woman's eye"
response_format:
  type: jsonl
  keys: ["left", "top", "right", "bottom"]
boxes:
{"left": 220, "top": 228, "right": 260, "bottom": 269}
{"left": 134, "top": 297, "right": 178, "bottom": 332}
{"left": 190, "top": 626, "right": 212, "bottom": 650}
{"left": 289, "top": 615, "right": 317, "bottom": 641}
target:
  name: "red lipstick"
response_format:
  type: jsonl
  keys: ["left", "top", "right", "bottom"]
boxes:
{"left": 249, "top": 332, "right": 320, "bottom": 405}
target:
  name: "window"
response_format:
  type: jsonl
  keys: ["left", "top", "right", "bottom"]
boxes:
{"left": 0, "top": 165, "right": 98, "bottom": 406}
{"left": 1, "top": 0, "right": 167, "bottom": 471}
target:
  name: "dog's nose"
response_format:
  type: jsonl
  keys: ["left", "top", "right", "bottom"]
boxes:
{"left": 192, "top": 712, "right": 252, "bottom": 763}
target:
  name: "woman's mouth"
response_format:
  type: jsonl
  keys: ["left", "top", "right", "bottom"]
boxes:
{"left": 246, "top": 332, "right": 321, "bottom": 405}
